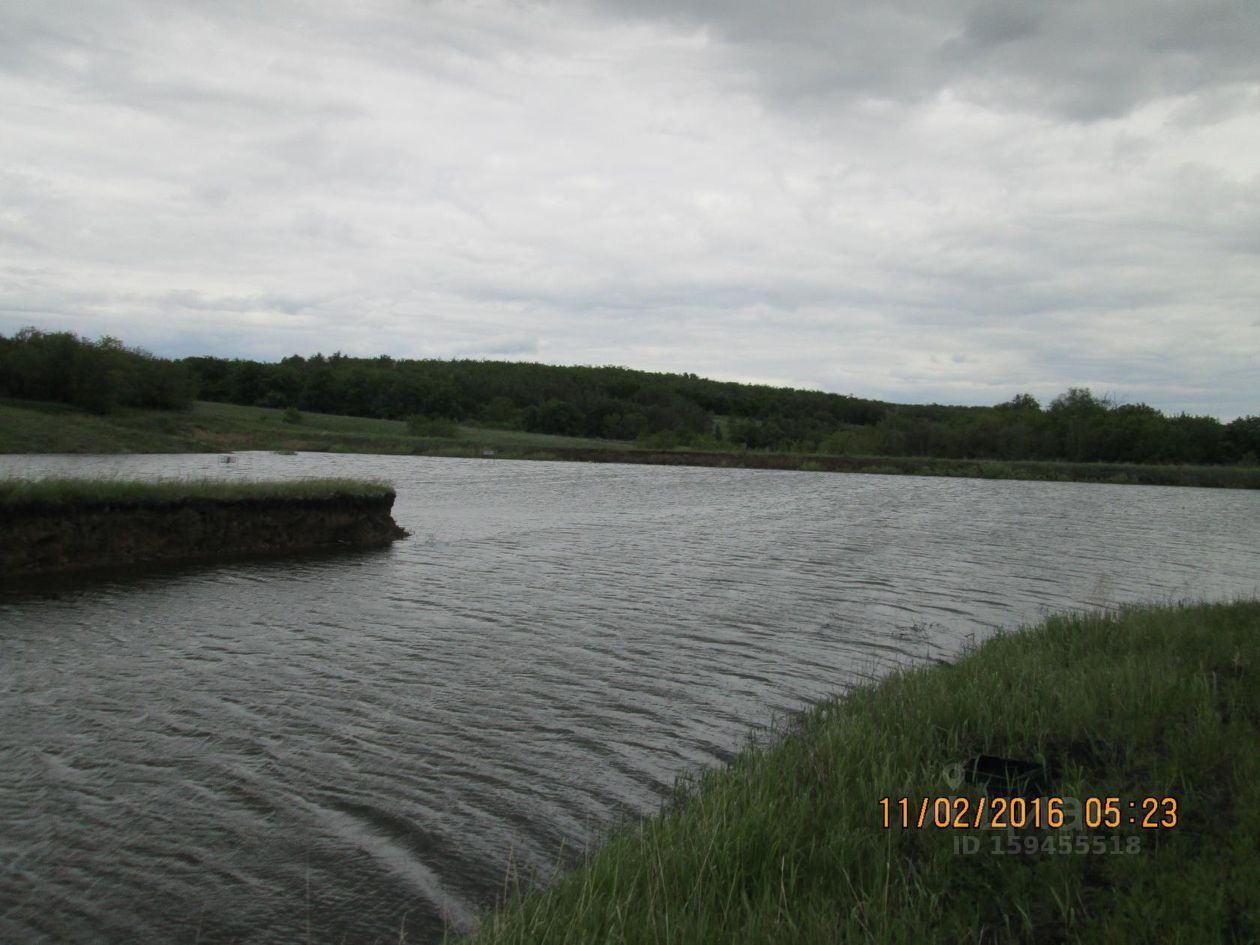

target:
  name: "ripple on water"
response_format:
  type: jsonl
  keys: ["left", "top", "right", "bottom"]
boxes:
{"left": 1, "top": 454, "right": 1258, "bottom": 944}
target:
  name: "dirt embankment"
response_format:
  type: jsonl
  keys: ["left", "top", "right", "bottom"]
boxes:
{"left": 523, "top": 448, "right": 842, "bottom": 470}
{"left": 2, "top": 493, "right": 408, "bottom": 577}
{"left": 508, "top": 447, "right": 883, "bottom": 473}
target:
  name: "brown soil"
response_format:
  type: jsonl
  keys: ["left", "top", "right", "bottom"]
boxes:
{"left": 2, "top": 493, "right": 408, "bottom": 578}
{"left": 513, "top": 447, "right": 877, "bottom": 472}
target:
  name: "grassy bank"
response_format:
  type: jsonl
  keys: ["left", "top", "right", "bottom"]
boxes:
{"left": 3, "top": 399, "right": 1258, "bottom": 489}
{"left": 0, "top": 477, "right": 395, "bottom": 508}
{"left": 0, "top": 399, "right": 623, "bottom": 455}
{"left": 457, "top": 600, "right": 1260, "bottom": 944}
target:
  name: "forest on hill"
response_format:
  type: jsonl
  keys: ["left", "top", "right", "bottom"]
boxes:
{"left": 2, "top": 327, "right": 1257, "bottom": 466}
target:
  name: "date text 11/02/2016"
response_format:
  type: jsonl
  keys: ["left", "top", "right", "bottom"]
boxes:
{"left": 878, "top": 795, "right": 1179, "bottom": 831}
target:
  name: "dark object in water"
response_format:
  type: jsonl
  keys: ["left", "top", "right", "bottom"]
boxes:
{"left": 964, "top": 755, "right": 1048, "bottom": 799}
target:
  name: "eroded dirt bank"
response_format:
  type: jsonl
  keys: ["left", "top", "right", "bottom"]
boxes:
{"left": 2, "top": 493, "right": 407, "bottom": 577}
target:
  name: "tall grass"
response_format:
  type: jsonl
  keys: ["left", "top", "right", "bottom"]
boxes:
{"left": 456, "top": 600, "right": 1260, "bottom": 944}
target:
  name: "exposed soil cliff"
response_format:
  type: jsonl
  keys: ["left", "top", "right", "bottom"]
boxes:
{"left": 2, "top": 493, "right": 407, "bottom": 577}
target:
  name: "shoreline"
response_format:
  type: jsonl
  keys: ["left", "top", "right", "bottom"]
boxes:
{"left": 2, "top": 399, "right": 1257, "bottom": 490}
{"left": 455, "top": 599, "right": 1260, "bottom": 943}
{"left": 442, "top": 445, "right": 1260, "bottom": 489}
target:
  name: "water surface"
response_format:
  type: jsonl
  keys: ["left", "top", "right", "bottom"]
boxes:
{"left": 2, "top": 453, "right": 1257, "bottom": 943}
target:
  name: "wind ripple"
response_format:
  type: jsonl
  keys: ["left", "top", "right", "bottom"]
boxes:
{"left": 1, "top": 454, "right": 1257, "bottom": 944}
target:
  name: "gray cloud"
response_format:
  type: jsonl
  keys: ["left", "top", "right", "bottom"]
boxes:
{"left": 0, "top": 0, "right": 1257, "bottom": 419}
{"left": 594, "top": 0, "right": 1260, "bottom": 121}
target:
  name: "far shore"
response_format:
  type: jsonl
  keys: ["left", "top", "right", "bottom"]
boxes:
{"left": 3, "top": 399, "right": 1258, "bottom": 490}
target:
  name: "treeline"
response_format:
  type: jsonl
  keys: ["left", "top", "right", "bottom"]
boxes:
{"left": 2, "top": 327, "right": 1257, "bottom": 465}
{"left": 0, "top": 328, "right": 194, "bottom": 413}
{"left": 175, "top": 352, "right": 1260, "bottom": 466}
{"left": 182, "top": 351, "right": 885, "bottom": 446}
{"left": 835, "top": 390, "right": 1259, "bottom": 466}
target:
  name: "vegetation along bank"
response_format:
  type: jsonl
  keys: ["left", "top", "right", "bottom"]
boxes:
{"left": 3, "top": 399, "right": 1258, "bottom": 491}
{"left": 455, "top": 599, "right": 1260, "bottom": 944}
{"left": 3, "top": 327, "right": 1258, "bottom": 470}
{"left": 0, "top": 478, "right": 407, "bottom": 577}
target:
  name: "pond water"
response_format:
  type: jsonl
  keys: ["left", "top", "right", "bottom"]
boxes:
{"left": 1, "top": 453, "right": 1257, "bottom": 944}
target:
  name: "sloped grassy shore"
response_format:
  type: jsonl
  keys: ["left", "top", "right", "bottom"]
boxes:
{"left": 456, "top": 600, "right": 1260, "bottom": 944}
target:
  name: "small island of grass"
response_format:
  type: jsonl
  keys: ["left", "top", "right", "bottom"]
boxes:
{"left": 1, "top": 477, "right": 407, "bottom": 577}
{"left": 0, "top": 476, "right": 398, "bottom": 508}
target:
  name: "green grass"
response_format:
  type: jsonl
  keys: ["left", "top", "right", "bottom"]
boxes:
{"left": 0, "top": 399, "right": 627, "bottom": 454}
{"left": 0, "top": 399, "right": 200, "bottom": 453}
{"left": 455, "top": 600, "right": 1260, "bottom": 944}
{"left": 0, "top": 477, "right": 395, "bottom": 507}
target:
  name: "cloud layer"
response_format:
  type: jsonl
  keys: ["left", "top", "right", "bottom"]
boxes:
{"left": 1, "top": 0, "right": 1257, "bottom": 417}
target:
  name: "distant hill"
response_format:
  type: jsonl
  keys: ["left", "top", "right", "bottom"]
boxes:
{"left": 2, "top": 327, "right": 1257, "bottom": 465}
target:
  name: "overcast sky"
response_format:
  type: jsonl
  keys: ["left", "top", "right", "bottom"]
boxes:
{"left": 2, "top": 0, "right": 1257, "bottom": 418}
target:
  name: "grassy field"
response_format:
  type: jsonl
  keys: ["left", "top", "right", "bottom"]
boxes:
{"left": 2, "top": 399, "right": 1257, "bottom": 488}
{"left": 0, "top": 476, "right": 395, "bottom": 507}
{"left": 454, "top": 600, "right": 1260, "bottom": 944}
{"left": 0, "top": 399, "right": 625, "bottom": 454}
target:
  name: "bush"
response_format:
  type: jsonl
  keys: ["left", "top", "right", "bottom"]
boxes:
{"left": 282, "top": 406, "right": 303, "bottom": 424}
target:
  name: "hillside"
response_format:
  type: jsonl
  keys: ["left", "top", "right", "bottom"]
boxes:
{"left": 2, "top": 327, "right": 1258, "bottom": 466}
